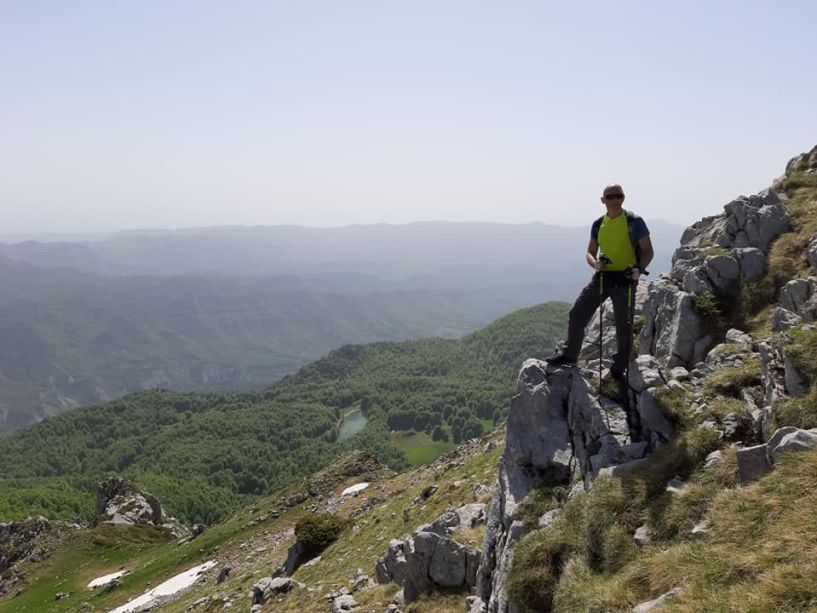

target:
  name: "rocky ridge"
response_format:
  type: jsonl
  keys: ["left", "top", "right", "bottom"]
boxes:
{"left": 472, "top": 145, "right": 817, "bottom": 612}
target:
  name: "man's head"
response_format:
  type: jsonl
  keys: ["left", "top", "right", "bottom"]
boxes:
{"left": 601, "top": 184, "right": 625, "bottom": 205}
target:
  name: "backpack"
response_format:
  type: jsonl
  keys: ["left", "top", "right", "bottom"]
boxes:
{"left": 594, "top": 210, "right": 642, "bottom": 266}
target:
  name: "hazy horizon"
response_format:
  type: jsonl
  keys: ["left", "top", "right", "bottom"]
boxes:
{"left": 3, "top": 1, "right": 815, "bottom": 234}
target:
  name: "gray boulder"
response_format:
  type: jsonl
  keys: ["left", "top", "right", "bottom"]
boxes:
{"left": 506, "top": 360, "right": 574, "bottom": 487}
{"left": 637, "top": 388, "right": 677, "bottom": 450}
{"left": 783, "top": 355, "right": 810, "bottom": 397}
{"left": 780, "top": 278, "right": 817, "bottom": 322}
{"left": 331, "top": 593, "right": 359, "bottom": 612}
{"left": 725, "top": 328, "right": 752, "bottom": 344}
{"left": 95, "top": 478, "right": 164, "bottom": 528}
{"left": 807, "top": 235, "right": 817, "bottom": 275}
{"left": 705, "top": 255, "right": 741, "bottom": 294}
{"left": 375, "top": 529, "right": 480, "bottom": 602}
{"left": 639, "top": 278, "right": 706, "bottom": 368}
{"left": 768, "top": 428, "right": 817, "bottom": 463}
{"left": 758, "top": 342, "right": 787, "bottom": 410}
{"left": 732, "top": 247, "right": 766, "bottom": 281}
{"left": 628, "top": 355, "right": 664, "bottom": 392}
{"left": 736, "top": 444, "right": 772, "bottom": 484}
{"left": 770, "top": 306, "right": 801, "bottom": 332}
{"left": 633, "top": 588, "right": 682, "bottom": 613}
{"left": 680, "top": 189, "right": 789, "bottom": 253}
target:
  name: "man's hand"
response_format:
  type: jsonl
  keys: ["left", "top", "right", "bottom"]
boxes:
{"left": 593, "top": 259, "right": 607, "bottom": 272}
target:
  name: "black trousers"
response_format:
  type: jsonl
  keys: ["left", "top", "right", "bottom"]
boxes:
{"left": 562, "top": 272, "right": 635, "bottom": 375}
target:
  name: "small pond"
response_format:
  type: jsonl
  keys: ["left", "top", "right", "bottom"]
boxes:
{"left": 337, "top": 408, "right": 368, "bottom": 441}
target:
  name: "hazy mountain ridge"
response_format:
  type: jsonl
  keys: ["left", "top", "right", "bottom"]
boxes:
{"left": 0, "top": 220, "right": 682, "bottom": 280}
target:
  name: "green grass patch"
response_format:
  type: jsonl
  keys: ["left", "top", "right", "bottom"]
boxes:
{"left": 784, "top": 326, "right": 817, "bottom": 385}
{"left": 702, "top": 359, "right": 762, "bottom": 399}
{"left": 773, "top": 387, "right": 817, "bottom": 430}
{"left": 392, "top": 431, "right": 456, "bottom": 467}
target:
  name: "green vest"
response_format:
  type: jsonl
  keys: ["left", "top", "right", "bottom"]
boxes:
{"left": 598, "top": 213, "right": 637, "bottom": 271}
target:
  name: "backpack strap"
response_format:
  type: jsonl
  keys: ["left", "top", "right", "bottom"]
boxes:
{"left": 625, "top": 210, "right": 642, "bottom": 266}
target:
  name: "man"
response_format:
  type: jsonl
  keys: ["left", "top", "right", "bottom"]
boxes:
{"left": 546, "top": 184, "right": 653, "bottom": 384}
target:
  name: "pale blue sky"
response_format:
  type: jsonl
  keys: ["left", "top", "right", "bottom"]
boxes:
{"left": 1, "top": 1, "right": 815, "bottom": 234}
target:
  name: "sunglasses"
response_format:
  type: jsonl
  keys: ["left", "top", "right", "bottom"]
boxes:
{"left": 604, "top": 193, "right": 624, "bottom": 200}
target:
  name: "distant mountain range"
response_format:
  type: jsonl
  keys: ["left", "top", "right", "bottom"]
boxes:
{"left": 0, "top": 220, "right": 683, "bottom": 436}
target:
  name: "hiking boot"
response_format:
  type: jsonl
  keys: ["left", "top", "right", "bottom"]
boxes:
{"left": 545, "top": 354, "right": 577, "bottom": 368}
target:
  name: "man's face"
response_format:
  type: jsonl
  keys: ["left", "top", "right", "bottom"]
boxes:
{"left": 601, "top": 185, "right": 625, "bottom": 206}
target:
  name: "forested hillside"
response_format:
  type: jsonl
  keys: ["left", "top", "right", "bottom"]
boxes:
{"left": 0, "top": 302, "right": 568, "bottom": 525}
{"left": 0, "top": 257, "right": 543, "bottom": 436}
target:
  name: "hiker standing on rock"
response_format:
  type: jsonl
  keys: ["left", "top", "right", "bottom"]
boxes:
{"left": 546, "top": 184, "right": 654, "bottom": 386}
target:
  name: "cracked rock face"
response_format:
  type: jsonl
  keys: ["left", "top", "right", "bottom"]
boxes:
{"left": 476, "top": 360, "right": 651, "bottom": 612}
{"left": 638, "top": 278, "right": 705, "bottom": 368}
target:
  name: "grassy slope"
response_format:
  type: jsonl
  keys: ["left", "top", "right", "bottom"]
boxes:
{"left": 0, "top": 434, "right": 504, "bottom": 613}
{"left": 0, "top": 302, "right": 568, "bottom": 525}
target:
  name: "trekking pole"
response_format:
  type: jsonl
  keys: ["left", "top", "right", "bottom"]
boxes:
{"left": 598, "top": 258, "right": 609, "bottom": 389}
{"left": 625, "top": 268, "right": 649, "bottom": 439}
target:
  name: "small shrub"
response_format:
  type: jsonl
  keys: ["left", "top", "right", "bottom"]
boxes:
{"left": 294, "top": 513, "right": 350, "bottom": 558}
{"left": 693, "top": 291, "right": 722, "bottom": 321}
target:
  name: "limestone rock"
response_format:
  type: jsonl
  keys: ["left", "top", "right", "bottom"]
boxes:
{"left": 466, "top": 595, "right": 488, "bottom": 613}
{"left": 375, "top": 508, "right": 482, "bottom": 602}
{"left": 690, "top": 521, "right": 709, "bottom": 540}
{"left": 506, "top": 360, "right": 573, "bottom": 487}
{"left": 758, "top": 342, "right": 787, "bottom": 411}
{"left": 704, "top": 450, "right": 723, "bottom": 469}
{"left": 95, "top": 477, "right": 164, "bottom": 528}
{"left": 725, "top": 328, "right": 752, "bottom": 344}
{"left": 770, "top": 307, "right": 802, "bottom": 332}
{"left": 737, "top": 444, "right": 772, "bottom": 484}
{"left": 538, "top": 509, "right": 561, "bottom": 528}
{"left": 636, "top": 388, "right": 677, "bottom": 450}
{"left": 639, "top": 279, "right": 706, "bottom": 368}
{"left": 767, "top": 428, "right": 817, "bottom": 463}
{"left": 478, "top": 360, "right": 656, "bottom": 612}
{"left": 780, "top": 278, "right": 817, "bottom": 322}
{"left": 807, "top": 235, "right": 817, "bottom": 275}
{"left": 634, "top": 525, "right": 650, "bottom": 547}
{"left": 669, "top": 366, "right": 690, "bottom": 381}
{"left": 633, "top": 587, "right": 682, "bottom": 613}
{"left": 628, "top": 355, "right": 664, "bottom": 392}
{"left": 732, "top": 247, "right": 766, "bottom": 281}
{"left": 783, "top": 354, "right": 810, "bottom": 397}
{"left": 331, "top": 593, "right": 359, "bottom": 612}
{"left": 705, "top": 255, "right": 740, "bottom": 294}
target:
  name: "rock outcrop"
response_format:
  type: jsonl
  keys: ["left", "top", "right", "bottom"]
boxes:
{"left": 641, "top": 188, "right": 790, "bottom": 369}
{"left": 737, "top": 426, "right": 817, "bottom": 484}
{"left": 0, "top": 517, "right": 64, "bottom": 597}
{"left": 475, "top": 173, "right": 807, "bottom": 611}
{"left": 476, "top": 359, "right": 666, "bottom": 612}
{"left": 375, "top": 505, "right": 485, "bottom": 602}
{"left": 95, "top": 477, "right": 190, "bottom": 538}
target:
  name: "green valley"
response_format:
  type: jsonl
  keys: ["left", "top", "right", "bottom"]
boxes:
{"left": 0, "top": 302, "right": 569, "bottom": 526}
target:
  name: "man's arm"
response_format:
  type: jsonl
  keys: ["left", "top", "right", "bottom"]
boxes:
{"left": 586, "top": 239, "right": 603, "bottom": 270}
{"left": 638, "top": 235, "right": 654, "bottom": 270}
